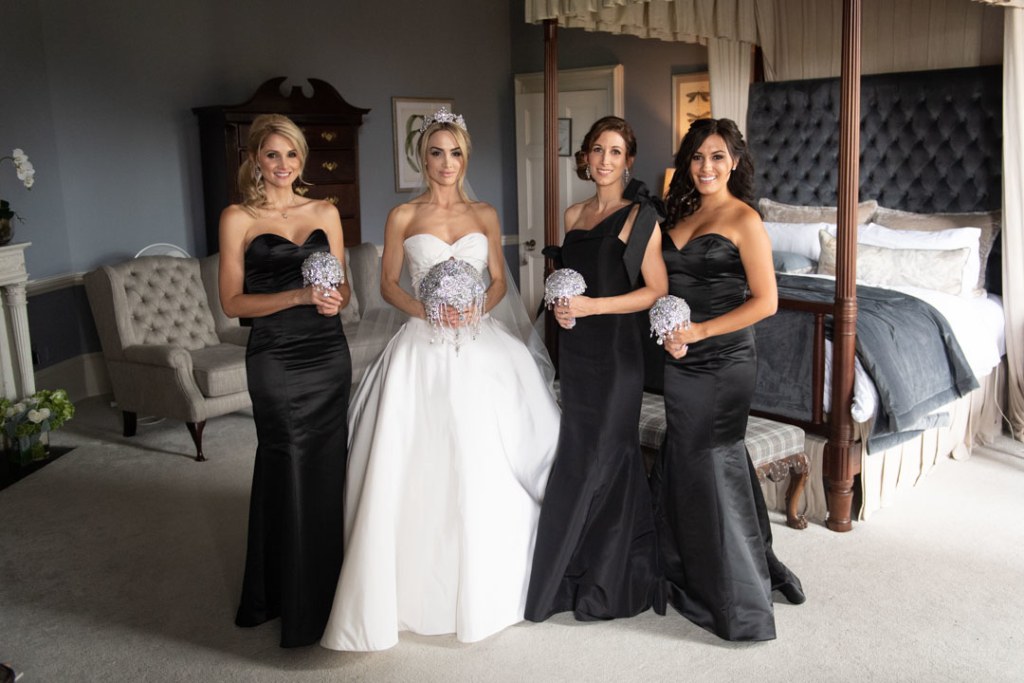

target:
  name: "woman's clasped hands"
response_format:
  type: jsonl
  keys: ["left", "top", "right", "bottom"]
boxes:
{"left": 308, "top": 286, "right": 344, "bottom": 317}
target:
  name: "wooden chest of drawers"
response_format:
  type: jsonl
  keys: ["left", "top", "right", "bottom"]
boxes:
{"left": 194, "top": 78, "right": 369, "bottom": 252}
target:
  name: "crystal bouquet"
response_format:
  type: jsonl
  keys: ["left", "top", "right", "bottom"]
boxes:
{"left": 419, "top": 258, "right": 487, "bottom": 354}
{"left": 649, "top": 295, "right": 691, "bottom": 346}
{"left": 301, "top": 251, "right": 345, "bottom": 291}
{"left": 544, "top": 268, "right": 587, "bottom": 329}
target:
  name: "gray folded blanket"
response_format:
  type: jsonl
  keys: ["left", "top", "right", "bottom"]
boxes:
{"left": 751, "top": 275, "right": 978, "bottom": 453}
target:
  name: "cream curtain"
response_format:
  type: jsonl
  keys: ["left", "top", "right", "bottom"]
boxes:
{"left": 524, "top": 0, "right": 761, "bottom": 44}
{"left": 760, "top": 0, "right": 1004, "bottom": 81}
{"left": 708, "top": 37, "right": 752, "bottom": 134}
{"left": 1001, "top": 6, "right": 1024, "bottom": 439}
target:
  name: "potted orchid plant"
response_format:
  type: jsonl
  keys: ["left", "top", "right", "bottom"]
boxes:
{"left": 1, "top": 389, "right": 75, "bottom": 465}
{"left": 0, "top": 148, "right": 36, "bottom": 245}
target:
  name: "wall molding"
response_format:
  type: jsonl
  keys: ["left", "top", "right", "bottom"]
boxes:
{"left": 27, "top": 271, "right": 85, "bottom": 297}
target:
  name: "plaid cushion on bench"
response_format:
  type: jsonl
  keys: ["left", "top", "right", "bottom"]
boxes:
{"left": 638, "top": 392, "right": 805, "bottom": 466}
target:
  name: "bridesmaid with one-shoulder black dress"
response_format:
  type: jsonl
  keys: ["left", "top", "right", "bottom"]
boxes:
{"left": 220, "top": 114, "right": 351, "bottom": 648}
{"left": 652, "top": 118, "right": 804, "bottom": 642}
{"left": 526, "top": 117, "right": 668, "bottom": 622}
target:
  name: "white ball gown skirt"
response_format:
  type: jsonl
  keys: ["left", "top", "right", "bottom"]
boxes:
{"left": 320, "top": 313, "right": 560, "bottom": 651}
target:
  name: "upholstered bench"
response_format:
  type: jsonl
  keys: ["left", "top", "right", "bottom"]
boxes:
{"left": 638, "top": 391, "right": 809, "bottom": 530}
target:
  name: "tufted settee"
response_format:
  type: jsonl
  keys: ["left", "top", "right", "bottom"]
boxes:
{"left": 84, "top": 255, "right": 250, "bottom": 461}
{"left": 83, "top": 243, "right": 389, "bottom": 461}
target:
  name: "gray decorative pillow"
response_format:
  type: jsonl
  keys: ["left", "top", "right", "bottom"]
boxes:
{"left": 772, "top": 250, "right": 816, "bottom": 274}
{"left": 817, "top": 230, "right": 969, "bottom": 296}
{"left": 872, "top": 206, "right": 1000, "bottom": 293}
{"left": 759, "top": 198, "right": 878, "bottom": 225}
{"left": 339, "top": 248, "right": 361, "bottom": 324}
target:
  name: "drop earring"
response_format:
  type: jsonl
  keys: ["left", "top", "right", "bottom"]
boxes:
{"left": 623, "top": 167, "right": 631, "bottom": 183}
{"left": 586, "top": 165, "right": 591, "bottom": 180}
{"left": 254, "top": 166, "right": 262, "bottom": 181}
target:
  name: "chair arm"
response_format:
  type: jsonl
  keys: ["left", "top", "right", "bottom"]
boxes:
{"left": 218, "top": 326, "right": 250, "bottom": 346}
{"left": 123, "top": 344, "right": 193, "bottom": 371}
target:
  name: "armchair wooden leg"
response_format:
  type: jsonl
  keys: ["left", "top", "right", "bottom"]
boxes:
{"left": 123, "top": 411, "right": 137, "bottom": 437}
{"left": 784, "top": 453, "right": 810, "bottom": 530}
{"left": 186, "top": 421, "right": 207, "bottom": 462}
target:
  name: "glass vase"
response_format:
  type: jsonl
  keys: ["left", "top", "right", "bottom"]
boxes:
{"left": 6, "top": 433, "right": 46, "bottom": 466}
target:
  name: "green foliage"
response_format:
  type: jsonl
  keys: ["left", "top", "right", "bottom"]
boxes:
{"left": 0, "top": 389, "right": 75, "bottom": 440}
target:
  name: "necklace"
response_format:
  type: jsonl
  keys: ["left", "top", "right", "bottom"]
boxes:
{"left": 269, "top": 200, "right": 299, "bottom": 219}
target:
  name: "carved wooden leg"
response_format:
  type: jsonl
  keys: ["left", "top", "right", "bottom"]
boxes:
{"left": 123, "top": 411, "right": 137, "bottom": 437}
{"left": 784, "top": 453, "right": 809, "bottom": 530}
{"left": 825, "top": 477, "right": 855, "bottom": 532}
{"left": 186, "top": 421, "right": 206, "bottom": 462}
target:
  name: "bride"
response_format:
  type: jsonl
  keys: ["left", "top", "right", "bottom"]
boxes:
{"left": 320, "top": 108, "right": 561, "bottom": 651}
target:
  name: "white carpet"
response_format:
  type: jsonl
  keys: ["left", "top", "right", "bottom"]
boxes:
{"left": 1, "top": 397, "right": 1023, "bottom": 683}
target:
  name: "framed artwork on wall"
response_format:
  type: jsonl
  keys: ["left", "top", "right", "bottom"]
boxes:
{"left": 671, "top": 72, "right": 711, "bottom": 155}
{"left": 558, "top": 118, "right": 572, "bottom": 156}
{"left": 392, "top": 97, "right": 454, "bottom": 192}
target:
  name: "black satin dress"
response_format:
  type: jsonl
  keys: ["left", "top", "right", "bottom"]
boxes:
{"left": 526, "top": 184, "right": 659, "bottom": 622}
{"left": 651, "top": 233, "right": 804, "bottom": 642}
{"left": 236, "top": 229, "right": 351, "bottom": 648}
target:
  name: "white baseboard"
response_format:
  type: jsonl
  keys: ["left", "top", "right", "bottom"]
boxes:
{"left": 34, "top": 352, "right": 110, "bottom": 401}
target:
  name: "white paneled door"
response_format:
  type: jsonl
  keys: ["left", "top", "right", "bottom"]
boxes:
{"left": 513, "top": 66, "right": 623, "bottom": 321}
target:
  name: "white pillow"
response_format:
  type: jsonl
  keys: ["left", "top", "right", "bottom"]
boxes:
{"left": 763, "top": 222, "right": 832, "bottom": 262}
{"left": 825, "top": 223, "right": 981, "bottom": 297}
{"left": 817, "top": 231, "right": 970, "bottom": 296}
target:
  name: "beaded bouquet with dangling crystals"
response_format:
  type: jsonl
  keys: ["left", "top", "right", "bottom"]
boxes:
{"left": 301, "top": 251, "right": 345, "bottom": 292}
{"left": 544, "top": 268, "right": 587, "bottom": 329}
{"left": 419, "top": 258, "right": 487, "bottom": 354}
{"left": 649, "top": 295, "right": 691, "bottom": 345}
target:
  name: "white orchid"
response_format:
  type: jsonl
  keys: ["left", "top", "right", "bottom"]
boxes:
{"left": 1, "top": 147, "right": 35, "bottom": 226}
{"left": 12, "top": 149, "right": 27, "bottom": 163}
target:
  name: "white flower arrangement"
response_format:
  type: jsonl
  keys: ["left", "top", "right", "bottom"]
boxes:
{"left": 1, "top": 148, "right": 36, "bottom": 225}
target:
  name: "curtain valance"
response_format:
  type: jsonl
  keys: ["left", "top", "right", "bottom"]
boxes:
{"left": 524, "top": 0, "right": 762, "bottom": 45}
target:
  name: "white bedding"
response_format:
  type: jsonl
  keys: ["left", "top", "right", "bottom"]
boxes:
{"left": 785, "top": 273, "right": 1006, "bottom": 423}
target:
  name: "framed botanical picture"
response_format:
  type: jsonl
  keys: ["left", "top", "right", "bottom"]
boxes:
{"left": 558, "top": 118, "right": 572, "bottom": 157}
{"left": 671, "top": 73, "right": 711, "bottom": 155}
{"left": 392, "top": 97, "right": 454, "bottom": 192}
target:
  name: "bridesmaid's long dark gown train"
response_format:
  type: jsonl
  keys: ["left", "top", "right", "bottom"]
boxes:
{"left": 526, "top": 182, "right": 660, "bottom": 622}
{"left": 651, "top": 233, "right": 804, "bottom": 642}
{"left": 236, "top": 229, "right": 351, "bottom": 648}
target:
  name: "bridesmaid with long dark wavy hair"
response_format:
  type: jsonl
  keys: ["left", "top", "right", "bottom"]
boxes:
{"left": 652, "top": 117, "right": 805, "bottom": 641}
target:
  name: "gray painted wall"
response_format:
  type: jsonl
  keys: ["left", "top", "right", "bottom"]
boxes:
{"left": 509, "top": 12, "right": 708, "bottom": 198}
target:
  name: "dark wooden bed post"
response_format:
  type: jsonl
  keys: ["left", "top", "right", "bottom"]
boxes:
{"left": 824, "top": 0, "right": 862, "bottom": 532}
{"left": 543, "top": 19, "right": 560, "bottom": 363}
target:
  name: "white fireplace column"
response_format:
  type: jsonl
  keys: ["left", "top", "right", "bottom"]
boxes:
{"left": 0, "top": 243, "right": 35, "bottom": 399}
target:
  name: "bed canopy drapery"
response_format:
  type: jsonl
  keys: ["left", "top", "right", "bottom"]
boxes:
{"left": 529, "top": 0, "right": 1024, "bottom": 529}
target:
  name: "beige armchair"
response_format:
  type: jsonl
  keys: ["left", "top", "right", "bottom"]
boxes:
{"left": 84, "top": 255, "right": 250, "bottom": 461}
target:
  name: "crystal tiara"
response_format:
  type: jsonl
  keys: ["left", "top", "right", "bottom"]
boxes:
{"left": 420, "top": 107, "right": 467, "bottom": 133}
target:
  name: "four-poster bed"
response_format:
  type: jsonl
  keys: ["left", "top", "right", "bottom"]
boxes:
{"left": 534, "top": 0, "right": 1019, "bottom": 531}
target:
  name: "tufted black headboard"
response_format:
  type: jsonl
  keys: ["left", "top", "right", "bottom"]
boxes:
{"left": 746, "top": 66, "right": 1002, "bottom": 214}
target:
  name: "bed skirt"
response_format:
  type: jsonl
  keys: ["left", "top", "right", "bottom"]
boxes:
{"left": 762, "top": 358, "right": 1007, "bottom": 524}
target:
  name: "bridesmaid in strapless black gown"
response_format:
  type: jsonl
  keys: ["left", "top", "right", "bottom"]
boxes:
{"left": 526, "top": 178, "right": 664, "bottom": 621}
{"left": 652, "top": 117, "right": 803, "bottom": 642}
{"left": 235, "top": 229, "right": 351, "bottom": 647}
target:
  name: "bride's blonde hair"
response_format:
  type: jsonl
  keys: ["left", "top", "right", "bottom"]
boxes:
{"left": 238, "top": 114, "right": 309, "bottom": 217}
{"left": 418, "top": 122, "right": 472, "bottom": 202}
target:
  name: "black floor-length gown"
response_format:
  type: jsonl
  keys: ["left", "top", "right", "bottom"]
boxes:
{"left": 236, "top": 229, "right": 351, "bottom": 648}
{"left": 526, "top": 182, "right": 660, "bottom": 622}
{"left": 651, "top": 233, "right": 804, "bottom": 642}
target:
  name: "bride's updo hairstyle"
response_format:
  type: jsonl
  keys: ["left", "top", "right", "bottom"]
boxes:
{"left": 418, "top": 110, "right": 473, "bottom": 203}
{"left": 663, "top": 117, "right": 753, "bottom": 228}
{"left": 238, "top": 114, "right": 310, "bottom": 217}
{"left": 575, "top": 116, "right": 637, "bottom": 182}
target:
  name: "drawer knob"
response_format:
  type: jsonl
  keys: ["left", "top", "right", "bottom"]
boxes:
{"left": 322, "top": 161, "right": 339, "bottom": 172}
{"left": 325, "top": 196, "right": 339, "bottom": 205}
{"left": 321, "top": 131, "right": 337, "bottom": 142}
{"left": 294, "top": 186, "right": 310, "bottom": 196}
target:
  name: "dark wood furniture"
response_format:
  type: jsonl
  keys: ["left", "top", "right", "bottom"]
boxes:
{"left": 193, "top": 78, "right": 370, "bottom": 253}
{"left": 745, "top": 61, "right": 1003, "bottom": 531}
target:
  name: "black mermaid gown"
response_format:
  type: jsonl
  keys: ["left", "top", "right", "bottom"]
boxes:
{"left": 526, "top": 184, "right": 660, "bottom": 622}
{"left": 651, "top": 233, "right": 804, "bottom": 642}
{"left": 236, "top": 229, "right": 351, "bottom": 648}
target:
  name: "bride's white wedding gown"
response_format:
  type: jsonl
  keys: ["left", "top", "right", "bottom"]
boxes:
{"left": 320, "top": 232, "right": 561, "bottom": 651}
